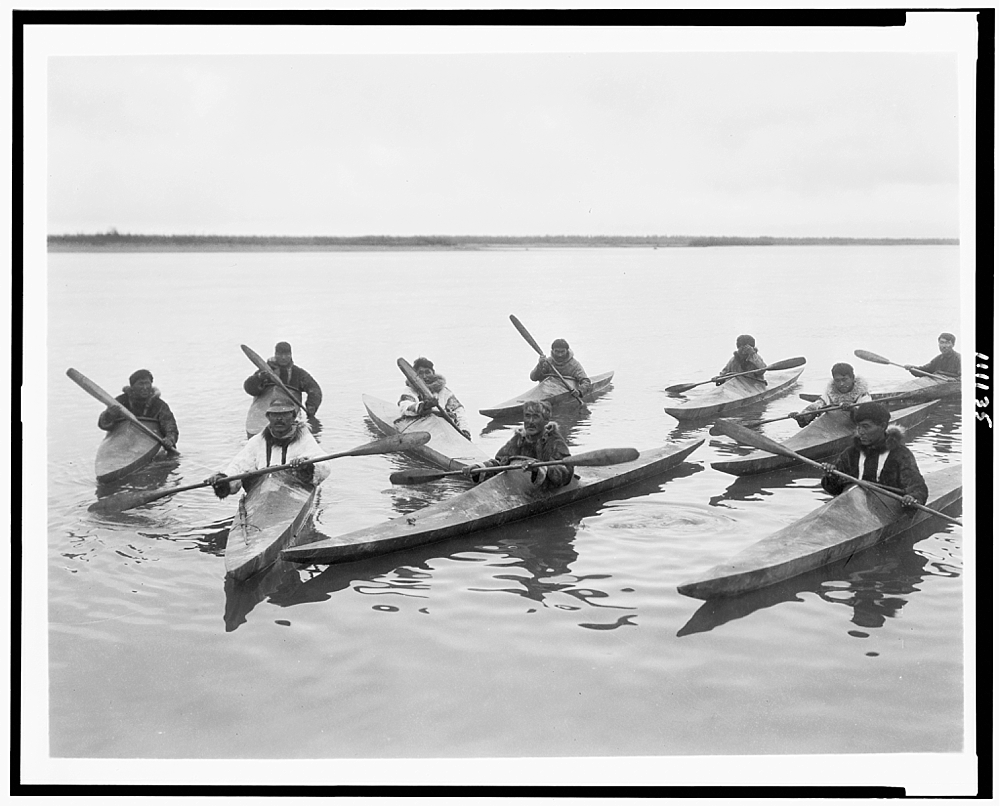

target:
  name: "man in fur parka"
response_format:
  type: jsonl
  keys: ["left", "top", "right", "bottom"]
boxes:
{"left": 97, "top": 368, "right": 179, "bottom": 449}
{"left": 530, "top": 338, "right": 592, "bottom": 396}
{"left": 820, "top": 401, "right": 928, "bottom": 507}
{"left": 791, "top": 362, "right": 872, "bottom": 427}
{"left": 464, "top": 400, "right": 572, "bottom": 490}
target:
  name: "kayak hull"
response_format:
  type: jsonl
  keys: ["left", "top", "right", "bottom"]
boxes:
{"left": 224, "top": 472, "right": 316, "bottom": 581}
{"left": 94, "top": 418, "right": 163, "bottom": 483}
{"left": 283, "top": 438, "right": 704, "bottom": 566}
{"left": 479, "top": 371, "right": 614, "bottom": 418}
{"left": 677, "top": 464, "right": 962, "bottom": 599}
{"left": 664, "top": 368, "right": 804, "bottom": 421}
{"left": 711, "top": 400, "right": 939, "bottom": 476}
{"left": 874, "top": 375, "right": 960, "bottom": 402}
{"left": 363, "top": 394, "right": 491, "bottom": 471}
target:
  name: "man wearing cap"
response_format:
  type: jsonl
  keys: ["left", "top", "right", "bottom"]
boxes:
{"left": 530, "top": 338, "right": 592, "bottom": 395}
{"left": 243, "top": 341, "right": 323, "bottom": 417}
{"left": 819, "top": 401, "right": 927, "bottom": 508}
{"left": 789, "top": 362, "right": 872, "bottom": 427}
{"left": 98, "top": 369, "right": 179, "bottom": 450}
{"left": 462, "top": 400, "right": 572, "bottom": 490}
{"left": 717, "top": 335, "right": 766, "bottom": 385}
{"left": 905, "top": 332, "right": 961, "bottom": 379}
{"left": 398, "top": 356, "right": 472, "bottom": 440}
{"left": 204, "top": 394, "right": 330, "bottom": 498}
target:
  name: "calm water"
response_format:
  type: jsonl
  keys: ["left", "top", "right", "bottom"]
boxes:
{"left": 41, "top": 245, "right": 967, "bottom": 763}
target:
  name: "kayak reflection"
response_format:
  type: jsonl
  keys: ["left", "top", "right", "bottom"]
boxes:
{"left": 677, "top": 511, "right": 961, "bottom": 638}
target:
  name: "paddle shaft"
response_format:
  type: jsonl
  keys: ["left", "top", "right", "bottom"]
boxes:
{"left": 665, "top": 356, "right": 805, "bottom": 394}
{"left": 749, "top": 392, "right": 920, "bottom": 427}
{"left": 509, "top": 314, "right": 584, "bottom": 403}
{"left": 66, "top": 368, "right": 179, "bottom": 455}
{"left": 241, "top": 344, "right": 310, "bottom": 415}
{"left": 390, "top": 446, "right": 639, "bottom": 484}
{"left": 396, "top": 357, "right": 468, "bottom": 438}
{"left": 853, "top": 349, "right": 952, "bottom": 382}
{"left": 92, "top": 432, "right": 432, "bottom": 513}
{"left": 712, "top": 419, "right": 962, "bottom": 526}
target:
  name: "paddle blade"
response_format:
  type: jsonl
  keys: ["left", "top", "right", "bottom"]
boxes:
{"left": 341, "top": 431, "right": 431, "bottom": 458}
{"left": 854, "top": 349, "right": 891, "bottom": 365}
{"left": 709, "top": 418, "right": 804, "bottom": 464}
{"left": 88, "top": 488, "right": 168, "bottom": 515}
{"left": 765, "top": 356, "right": 807, "bottom": 371}
{"left": 565, "top": 447, "right": 639, "bottom": 466}
{"left": 664, "top": 381, "right": 699, "bottom": 394}
{"left": 799, "top": 393, "right": 823, "bottom": 402}
{"left": 509, "top": 314, "right": 546, "bottom": 356}
{"left": 388, "top": 468, "right": 455, "bottom": 485}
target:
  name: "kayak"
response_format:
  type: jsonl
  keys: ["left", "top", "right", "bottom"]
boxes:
{"left": 282, "top": 438, "right": 704, "bottom": 566}
{"left": 677, "top": 463, "right": 962, "bottom": 599}
{"left": 224, "top": 472, "right": 317, "bottom": 582}
{"left": 479, "top": 371, "right": 615, "bottom": 418}
{"left": 363, "top": 393, "right": 491, "bottom": 471}
{"left": 710, "top": 400, "right": 939, "bottom": 476}
{"left": 874, "top": 375, "right": 960, "bottom": 402}
{"left": 94, "top": 417, "right": 164, "bottom": 483}
{"left": 664, "top": 367, "right": 804, "bottom": 422}
{"left": 245, "top": 385, "right": 304, "bottom": 438}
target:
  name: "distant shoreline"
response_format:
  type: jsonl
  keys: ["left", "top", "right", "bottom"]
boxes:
{"left": 47, "top": 234, "right": 959, "bottom": 252}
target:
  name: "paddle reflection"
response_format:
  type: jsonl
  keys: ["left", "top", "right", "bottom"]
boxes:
{"left": 677, "top": 511, "right": 962, "bottom": 638}
{"left": 94, "top": 454, "right": 180, "bottom": 500}
{"left": 708, "top": 464, "right": 823, "bottom": 506}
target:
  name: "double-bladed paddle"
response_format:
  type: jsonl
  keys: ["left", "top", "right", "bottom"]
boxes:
{"left": 388, "top": 446, "right": 640, "bottom": 485}
{"left": 67, "top": 368, "right": 180, "bottom": 456}
{"left": 89, "top": 431, "right": 432, "bottom": 515}
{"left": 397, "top": 357, "right": 469, "bottom": 440}
{"left": 509, "top": 314, "right": 585, "bottom": 405}
{"left": 664, "top": 356, "right": 807, "bottom": 395}
{"left": 746, "top": 392, "right": 926, "bottom": 428}
{"left": 853, "top": 349, "right": 953, "bottom": 382}
{"left": 710, "top": 418, "right": 962, "bottom": 526}
{"left": 241, "top": 343, "right": 310, "bottom": 416}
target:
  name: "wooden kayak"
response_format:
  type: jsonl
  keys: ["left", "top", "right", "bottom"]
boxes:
{"left": 479, "top": 371, "right": 615, "bottom": 418}
{"left": 874, "top": 375, "right": 960, "bottom": 402}
{"left": 224, "top": 472, "right": 317, "bottom": 581}
{"left": 664, "top": 367, "right": 804, "bottom": 422}
{"left": 711, "top": 400, "right": 939, "bottom": 476}
{"left": 94, "top": 417, "right": 164, "bottom": 483}
{"left": 363, "top": 394, "right": 490, "bottom": 471}
{"left": 677, "top": 463, "right": 962, "bottom": 599}
{"left": 282, "top": 438, "right": 703, "bottom": 566}
{"left": 245, "top": 385, "right": 303, "bottom": 438}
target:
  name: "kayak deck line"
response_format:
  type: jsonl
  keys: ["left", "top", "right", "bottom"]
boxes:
{"left": 710, "top": 400, "right": 939, "bottom": 477}
{"left": 282, "top": 438, "right": 704, "bottom": 567}
{"left": 664, "top": 367, "right": 804, "bottom": 422}
{"left": 677, "top": 463, "right": 962, "bottom": 600}
{"left": 479, "top": 371, "right": 615, "bottom": 418}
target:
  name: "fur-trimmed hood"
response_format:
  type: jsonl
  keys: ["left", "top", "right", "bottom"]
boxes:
{"left": 549, "top": 348, "right": 577, "bottom": 367}
{"left": 825, "top": 376, "right": 869, "bottom": 404}
{"left": 513, "top": 420, "right": 563, "bottom": 440}
{"left": 407, "top": 373, "right": 448, "bottom": 395}
{"left": 854, "top": 423, "right": 905, "bottom": 452}
{"left": 122, "top": 385, "right": 162, "bottom": 401}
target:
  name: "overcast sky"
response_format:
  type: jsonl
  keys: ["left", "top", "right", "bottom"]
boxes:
{"left": 44, "top": 25, "right": 968, "bottom": 239}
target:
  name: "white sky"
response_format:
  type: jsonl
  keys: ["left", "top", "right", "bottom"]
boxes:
{"left": 39, "top": 19, "right": 973, "bottom": 238}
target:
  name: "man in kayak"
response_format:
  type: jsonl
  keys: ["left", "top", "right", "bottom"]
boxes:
{"left": 530, "top": 338, "right": 592, "bottom": 395}
{"left": 97, "top": 368, "right": 179, "bottom": 450}
{"left": 243, "top": 341, "right": 323, "bottom": 417}
{"left": 789, "top": 362, "right": 872, "bottom": 427}
{"left": 819, "top": 401, "right": 927, "bottom": 508}
{"left": 398, "top": 356, "right": 472, "bottom": 439}
{"left": 462, "top": 400, "right": 572, "bottom": 490}
{"left": 205, "top": 395, "right": 330, "bottom": 497}
{"left": 904, "top": 332, "right": 961, "bottom": 378}
{"left": 717, "top": 334, "right": 766, "bottom": 385}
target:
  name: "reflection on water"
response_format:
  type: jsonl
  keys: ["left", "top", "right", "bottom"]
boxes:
{"left": 223, "top": 559, "right": 304, "bottom": 632}
{"left": 708, "top": 465, "right": 825, "bottom": 506}
{"left": 94, "top": 455, "right": 181, "bottom": 501}
{"left": 677, "top": 505, "right": 962, "bottom": 639}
